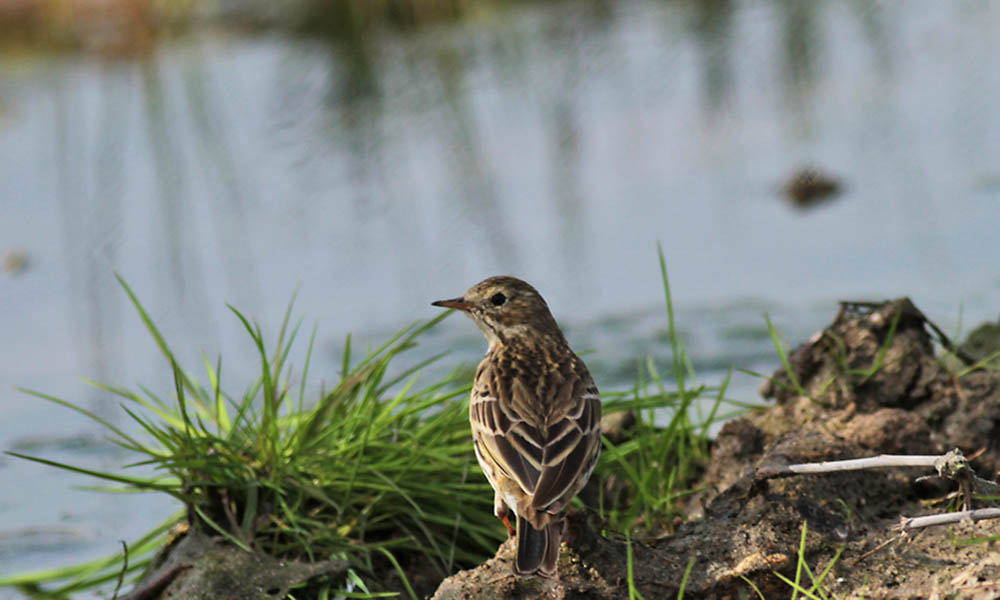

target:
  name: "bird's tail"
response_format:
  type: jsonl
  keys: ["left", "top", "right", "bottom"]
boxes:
{"left": 514, "top": 517, "right": 560, "bottom": 578}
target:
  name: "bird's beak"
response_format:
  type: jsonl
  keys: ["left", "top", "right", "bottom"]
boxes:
{"left": 432, "top": 296, "right": 473, "bottom": 311}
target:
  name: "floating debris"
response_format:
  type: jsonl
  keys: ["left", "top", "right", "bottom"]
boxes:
{"left": 781, "top": 167, "right": 843, "bottom": 209}
{"left": 2, "top": 249, "right": 29, "bottom": 275}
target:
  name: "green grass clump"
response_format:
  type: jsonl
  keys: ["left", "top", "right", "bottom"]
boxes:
{"left": 595, "top": 248, "right": 736, "bottom": 535}
{"left": 4, "top": 275, "right": 502, "bottom": 597}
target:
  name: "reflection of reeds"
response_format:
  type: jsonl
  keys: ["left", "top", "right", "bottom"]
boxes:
{"left": 689, "top": 0, "right": 734, "bottom": 116}
{"left": 48, "top": 38, "right": 242, "bottom": 418}
{"left": 142, "top": 56, "right": 189, "bottom": 301}
{"left": 298, "top": 0, "right": 472, "bottom": 36}
{"left": 51, "top": 63, "right": 126, "bottom": 419}
{"left": 180, "top": 41, "right": 261, "bottom": 302}
{"left": 778, "top": 0, "right": 820, "bottom": 107}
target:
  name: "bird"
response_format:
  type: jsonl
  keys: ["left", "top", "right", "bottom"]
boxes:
{"left": 432, "top": 276, "right": 602, "bottom": 578}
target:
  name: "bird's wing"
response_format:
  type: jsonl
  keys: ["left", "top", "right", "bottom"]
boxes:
{"left": 470, "top": 361, "right": 543, "bottom": 494}
{"left": 530, "top": 369, "right": 602, "bottom": 512}
{"left": 470, "top": 357, "right": 602, "bottom": 515}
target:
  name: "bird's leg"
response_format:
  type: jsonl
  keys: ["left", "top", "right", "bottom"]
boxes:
{"left": 495, "top": 496, "right": 515, "bottom": 538}
{"left": 500, "top": 513, "right": 515, "bottom": 538}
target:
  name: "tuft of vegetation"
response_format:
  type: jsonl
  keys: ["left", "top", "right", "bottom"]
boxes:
{"left": 595, "top": 247, "right": 736, "bottom": 536}
{"left": 771, "top": 522, "right": 845, "bottom": 600}
{"left": 3, "top": 252, "right": 738, "bottom": 598}
{"left": 4, "top": 275, "right": 501, "bottom": 597}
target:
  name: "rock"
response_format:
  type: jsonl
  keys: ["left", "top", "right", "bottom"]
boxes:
{"left": 837, "top": 408, "right": 932, "bottom": 454}
{"left": 125, "top": 529, "right": 347, "bottom": 600}
{"left": 959, "top": 321, "right": 1000, "bottom": 367}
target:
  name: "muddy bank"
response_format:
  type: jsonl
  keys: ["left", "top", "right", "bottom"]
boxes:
{"left": 434, "top": 299, "right": 1000, "bottom": 599}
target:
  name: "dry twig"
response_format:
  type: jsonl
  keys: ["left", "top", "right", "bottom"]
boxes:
{"left": 756, "top": 448, "right": 1000, "bottom": 531}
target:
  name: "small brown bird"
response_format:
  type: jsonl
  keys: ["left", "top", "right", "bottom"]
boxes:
{"left": 433, "top": 276, "right": 602, "bottom": 578}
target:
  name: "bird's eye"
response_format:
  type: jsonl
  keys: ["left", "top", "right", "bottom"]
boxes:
{"left": 490, "top": 292, "right": 507, "bottom": 306}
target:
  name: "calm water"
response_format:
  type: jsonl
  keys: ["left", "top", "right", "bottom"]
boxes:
{"left": 2, "top": 0, "right": 1000, "bottom": 593}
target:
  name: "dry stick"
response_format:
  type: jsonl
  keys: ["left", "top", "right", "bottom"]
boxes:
{"left": 757, "top": 449, "right": 1000, "bottom": 530}
{"left": 853, "top": 536, "right": 898, "bottom": 564}
{"left": 901, "top": 508, "right": 1000, "bottom": 531}
{"left": 756, "top": 454, "right": 940, "bottom": 477}
{"left": 758, "top": 450, "right": 1000, "bottom": 497}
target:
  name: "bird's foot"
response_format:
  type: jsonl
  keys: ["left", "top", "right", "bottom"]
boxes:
{"left": 500, "top": 513, "right": 515, "bottom": 538}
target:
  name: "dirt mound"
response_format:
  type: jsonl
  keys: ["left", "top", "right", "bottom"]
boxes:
{"left": 434, "top": 299, "right": 1000, "bottom": 599}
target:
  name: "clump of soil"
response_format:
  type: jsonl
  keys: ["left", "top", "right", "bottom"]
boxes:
{"left": 434, "top": 298, "right": 1000, "bottom": 599}
{"left": 121, "top": 528, "right": 347, "bottom": 600}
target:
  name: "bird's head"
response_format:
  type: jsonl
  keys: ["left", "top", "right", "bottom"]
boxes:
{"left": 432, "top": 276, "right": 564, "bottom": 348}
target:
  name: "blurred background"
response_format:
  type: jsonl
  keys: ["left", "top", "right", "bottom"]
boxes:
{"left": 1, "top": 0, "right": 999, "bottom": 592}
